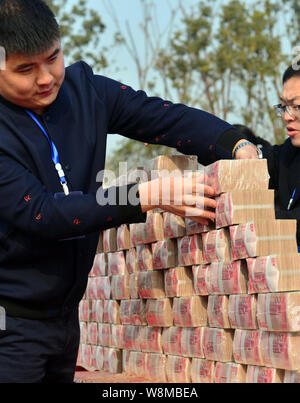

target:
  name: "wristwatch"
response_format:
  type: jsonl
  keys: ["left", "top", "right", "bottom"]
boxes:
{"left": 232, "top": 141, "right": 263, "bottom": 159}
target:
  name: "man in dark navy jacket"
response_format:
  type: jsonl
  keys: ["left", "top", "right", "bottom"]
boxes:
{"left": 0, "top": 0, "right": 259, "bottom": 383}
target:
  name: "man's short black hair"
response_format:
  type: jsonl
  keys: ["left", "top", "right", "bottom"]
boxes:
{"left": 0, "top": 0, "right": 60, "bottom": 57}
{"left": 283, "top": 64, "right": 300, "bottom": 84}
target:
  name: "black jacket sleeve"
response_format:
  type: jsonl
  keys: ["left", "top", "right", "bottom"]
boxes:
{"left": 261, "top": 145, "right": 281, "bottom": 190}
{"left": 0, "top": 151, "right": 145, "bottom": 241}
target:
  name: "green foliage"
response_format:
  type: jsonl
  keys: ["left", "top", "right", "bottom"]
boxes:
{"left": 155, "top": 0, "right": 286, "bottom": 143}
{"left": 156, "top": 1, "right": 216, "bottom": 109}
{"left": 107, "top": 0, "right": 294, "bottom": 172}
{"left": 46, "top": 0, "right": 107, "bottom": 70}
{"left": 280, "top": 0, "right": 300, "bottom": 46}
{"left": 216, "top": 0, "right": 285, "bottom": 143}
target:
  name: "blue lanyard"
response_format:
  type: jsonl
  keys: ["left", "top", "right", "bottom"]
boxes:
{"left": 25, "top": 109, "right": 69, "bottom": 195}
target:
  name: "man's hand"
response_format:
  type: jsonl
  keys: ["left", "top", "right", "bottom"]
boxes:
{"left": 138, "top": 173, "right": 216, "bottom": 225}
{"left": 233, "top": 139, "right": 259, "bottom": 159}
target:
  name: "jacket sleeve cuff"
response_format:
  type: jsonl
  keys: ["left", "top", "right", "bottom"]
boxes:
{"left": 115, "top": 183, "right": 147, "bottom": 224}
{"left": 215, "top": 128, "right": 245, "bottom": 158}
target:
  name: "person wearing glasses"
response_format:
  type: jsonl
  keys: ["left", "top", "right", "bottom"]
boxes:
{"left": 262, "top": 65, "right": 300, "bottom": 248}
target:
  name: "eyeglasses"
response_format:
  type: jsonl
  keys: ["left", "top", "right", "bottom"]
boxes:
{"left": 274, "top": 104, "right": 300, "bottom": 119}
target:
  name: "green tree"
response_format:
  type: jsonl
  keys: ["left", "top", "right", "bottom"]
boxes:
{"left": 155, "top": 0, "right": 286, "bottom": 142}
{"left": 46, "top": 0, "right": 107, "bottom": 70}
{"left": 280, "top": 0, "right": 300, "bottom": 47}
{"left": 107, "top": 0, "right": 300, "bottom": 174}
{"left": 215, "top": 0, "right": 285, "bottom": 144}
{"left": 106, "top": 0, "right": 291, "bottom": 174}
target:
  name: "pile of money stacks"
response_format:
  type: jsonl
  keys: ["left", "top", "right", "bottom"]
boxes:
{"left": 77, "top": 155, "right": 300, "bottom": 383}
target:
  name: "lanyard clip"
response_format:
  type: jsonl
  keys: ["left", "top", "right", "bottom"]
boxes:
{"left": 61, "top": 182, "right": 70, "bottom": 196}
{"left": 55, "top": 163, "right": 69, "bottom": 196}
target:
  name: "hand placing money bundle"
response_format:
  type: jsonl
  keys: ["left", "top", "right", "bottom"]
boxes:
{"left": 138, "top": 172, "right": 217, "bottom": 226}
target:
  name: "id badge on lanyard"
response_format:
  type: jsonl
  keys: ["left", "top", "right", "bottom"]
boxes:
{"left": 25, "top": 109, "right": 85, "bottom": 240}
